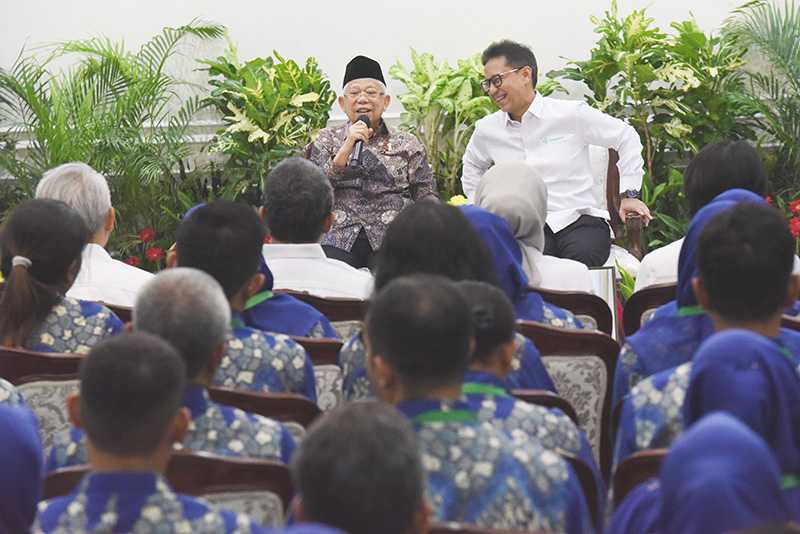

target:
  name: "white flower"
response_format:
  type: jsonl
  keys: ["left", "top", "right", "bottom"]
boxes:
{"left": 228, "top": 440, "right": 244, "bottom": 452}
{"left": 473, "top": 462, "right": 493, "bottom": 477}
{"left": 40, "top": 333, "right": 55, "bottom": 346}
{"left": 237, "top": 371, "right": 254, "bottom": 384}
{"left": 255, "top": 431, "right": 273, "bottom": 445}
{"left": 454, "top": 471, "right": 469, "bottom": 489}
{"left": 272, "top": 359, "right": 285, "bottom": 371}
{"left": 422, "top": 454, "right": 441, "bottom": 471}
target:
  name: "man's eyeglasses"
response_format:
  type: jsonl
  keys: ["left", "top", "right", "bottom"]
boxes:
{"left": 480, "top": 67, "right": 524, "bottom": 93}
{"left": 345, "top": 89, "right": 385, "bottom": 100}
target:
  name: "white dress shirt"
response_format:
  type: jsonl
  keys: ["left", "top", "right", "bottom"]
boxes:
{"left": 67, "top": 243, "right": 153, "bottom": 307}
{"left": 263, "top": 243, "right": 373, "bottom": 299}
{"left": 461, "top": 94, "right": 645, "bottom": 233}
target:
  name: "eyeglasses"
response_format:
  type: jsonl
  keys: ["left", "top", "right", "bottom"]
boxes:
{"left": 344, "top": 89, "right": 385, "bottom": 100}
{"left": 480, "top": 67, "right": 524, "bottom": 93}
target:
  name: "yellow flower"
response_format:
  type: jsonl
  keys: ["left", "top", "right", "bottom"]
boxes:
{"left": 448, "top": 194, "right": 469, "bottom": 206}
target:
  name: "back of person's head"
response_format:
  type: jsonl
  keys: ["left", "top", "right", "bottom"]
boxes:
{"left": 0, "top": 199, "right": 89, "bottom": 346}
{"left": 0, "top": 404, "right": 42, "bottom": 534}
{"left": 262, "top": 157, "right": 333, "bottom": 243}
{"left": 481, "top": 39, "right": 538, "bottom": 87}
{"left": 134, "top": 268, "right": 231, "bottom": 380}
{"left": 684, "top": 141, "right": 768, "bottom": 216}
{"left": 76, "top": 333, "right": 186, "bottom": 457}
{"left": 176, "top": 200, "right": 266, "bottom": 298}
{"left": 35, "top": 162, "right": 112, "bottom": 236}
{"left": 456, "top": 280, "right": 515, "bottom": 365}
{"left": 291, "top": 401, "right": 425, "bottom": 534}
{"left": 696, "top": 203, "right": 796, "bottom": 323}
{"left": 366, "top": 274, "right": 473, "bottom": 393}
{"left": 374, "top": 201, "right": 497, "bottom": 291}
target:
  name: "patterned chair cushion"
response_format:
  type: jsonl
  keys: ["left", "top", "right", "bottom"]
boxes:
{"left": 18, "top": 379, "right": 79, "bottom": 451}
{"left": 542, "top": 356, "right": 607, "bottom": 465}
{"left": 575, "top": 315, "right": 599, "bottom": 331}
{"left": 202, "top": 491, "right": 284, "bottom": 528}
{"left": 284, "top": 422, "right": 306, "bottom": 442}
{"left": 314, "top": 364, "right": 342, "bottom": 411}
{"left": 330, "top": 320, "right": 363, "bottom": 341}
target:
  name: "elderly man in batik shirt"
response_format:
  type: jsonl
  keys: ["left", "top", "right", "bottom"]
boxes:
{"left": 305, "top": 55, "right": 438, "bottom": 268}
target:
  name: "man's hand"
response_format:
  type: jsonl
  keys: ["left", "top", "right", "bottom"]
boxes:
{"left": 333, "top": 120, "right": 374, "bottom": 169}
{"left": 619, "top": 197, "right": 653, "bottom": 226}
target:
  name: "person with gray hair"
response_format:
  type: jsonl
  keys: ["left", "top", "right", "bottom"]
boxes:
{"left": 261, "top": 157, "right": 373, "bottom": 299}
{"left": 35, "top": 162, "right": 152, "bottom": 307}
{"left": 45, "top": 267, "right": 297, "bottom": 473}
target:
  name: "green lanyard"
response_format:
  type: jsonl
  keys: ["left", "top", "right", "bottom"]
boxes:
{"left": 778, "top": 346, "right": 795, "bottom": 363}
{"left": 677, "top": 305, "right": 705, "bottom": 317}
{"left": 411, "top": 409, "right": 478, "bottom": 425}
{"left": 231, "top": 291, "right": 275, "bottom": 329}
{"left": 782, "top": 473, "right": 800, "bottom": 490}
{"left": 462, "top": 382, "right": 510, "bottom": 398}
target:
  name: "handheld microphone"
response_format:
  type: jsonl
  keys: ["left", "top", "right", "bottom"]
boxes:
{"left": 348, "top": 114, "right": 371, "bottom": 167}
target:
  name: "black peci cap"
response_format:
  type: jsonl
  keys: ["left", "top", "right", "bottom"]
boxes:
{"left": 343, "top": 55, "right": 385, "bottom": 87}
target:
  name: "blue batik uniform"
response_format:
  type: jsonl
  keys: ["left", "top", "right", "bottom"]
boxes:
{"left": 46, "top": 384, "right": 296, "bottom": 472}
{"left": 0, "top": 404, "right": 42, "bottom": 534}
{"left": 462, "top": 370, "right": 604, "bottom": 515}
{"left": 25, "top": 297, "right": 123, "bottom": 354}
{"left": 216, "top": 312, "right": 317, "bottom": 401}
{"left": 613, "top": 328, "right": 800, "bottom": 469}
{"left": 0, "top": 377, "right": 23, "bottom": 405}
{"left": 396, "top": 398, "right": 593, "bottom": 533}
{"left": 33, "top": 472, "right": 268, "bottom": 533}
{"left": 340, "top": 331, "right": 555, "bottom": 401}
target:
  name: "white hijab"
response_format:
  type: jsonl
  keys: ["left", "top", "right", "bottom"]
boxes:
{"left": 474, "top": 162, "right": 547, "bottom": 286}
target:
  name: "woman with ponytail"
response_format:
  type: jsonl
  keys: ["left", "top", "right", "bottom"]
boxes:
{"left": 0, "top": 199, "right": 123, "bottom": 352}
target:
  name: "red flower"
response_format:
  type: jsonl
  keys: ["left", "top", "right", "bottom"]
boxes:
{"left": 145, "top": 247, "right": 164, "bottom": 263}
{"left": 765, "top": 196, "right": 774, "bottom": 205}
{"left": 790, "top": 218, "right": 800, "bottom": 239}
{"left": 125, "top": 256, "right": 141, "bottom": 267}
{"left": 139, "top": 227, "right": 156, "bottom": 243}
{"left": 789, "top": 199, "right": 800, "bottom": 214}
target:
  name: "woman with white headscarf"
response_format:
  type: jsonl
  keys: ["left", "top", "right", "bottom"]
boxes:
{"left": 474, "top": 162, "right": 593, "bottom": 293}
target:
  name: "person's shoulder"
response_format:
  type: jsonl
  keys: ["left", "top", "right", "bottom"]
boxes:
{"left": 474, "top": 108, "right": 507, "bottom": 130}
{"left": 107, "top": 257, "right": 155, "bottom": 282}
{"left": 176, "top": 494, "right": 263, "bottom": 532}
{"left": 310, "top": 123, "right": 345, "bottom": 144}
{"left": 229, "top": 325, "right": 303, "bottom": 355}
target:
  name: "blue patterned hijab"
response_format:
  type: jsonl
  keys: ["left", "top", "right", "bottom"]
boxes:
{"left": 684, "top": 330, "right": 800, "bottom": 480}
{"left": 658, "top": 413, "right": 792, "bottom": 533}
{"left": 460, "top": 206, "right": 545, "bottom": 322}
{"left": 0, "top": 404, "right": 42, "bottom": 534}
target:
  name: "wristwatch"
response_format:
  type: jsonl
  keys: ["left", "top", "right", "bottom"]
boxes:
{"left": 621, "top": 189, "right": 640, "bottom": 199}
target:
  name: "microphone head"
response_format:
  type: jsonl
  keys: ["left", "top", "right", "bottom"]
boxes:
{"left": 356, "top": 114, "right": 371, "bottom": 129}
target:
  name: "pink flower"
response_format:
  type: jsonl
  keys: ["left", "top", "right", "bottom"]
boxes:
{"left": 789, "top": 199, "right": 800, "bottom": 214}
{"left": 139, "top": 227, "right": 156, "bottom": 243}
{"left": 145, "top": 247, "right": 164, "bottom": 263}
{"left": 790, "top": 217, "right": 800, "bottom": 239}
{"left": 125, "top": 256, "right": 141, "bottom": 267}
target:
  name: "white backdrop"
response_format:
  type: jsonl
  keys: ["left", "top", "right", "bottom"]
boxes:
{"left": 1, "top": 0, "right": 755, "bottom": 119}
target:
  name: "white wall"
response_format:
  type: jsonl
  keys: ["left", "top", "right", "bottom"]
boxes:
{"left": 0, "top": 0, "right": 755, "bottom": 119}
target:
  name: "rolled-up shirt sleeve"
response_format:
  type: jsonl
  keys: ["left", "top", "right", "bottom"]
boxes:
{"left": 576, "top": 103, "right": 645, "bottom": 192}
{"left": 461, "top": 127, "right": 493, "bottom": 201}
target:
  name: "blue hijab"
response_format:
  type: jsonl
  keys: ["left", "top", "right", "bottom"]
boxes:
{"left": 684, "top": 330, "right": 800, "bottom": 488}
{"left": 658, "top": 413, "right": 792, "bottom": 533}
{"left": 0, "top": 404, "right": 42, "bottom": 534}
{"left": 460, "top": 205, "right": 545, "bottom": 322}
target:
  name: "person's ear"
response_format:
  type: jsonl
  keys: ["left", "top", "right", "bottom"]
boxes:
{"left": 165, "top": 245, "right": 177, "bottom": 269}
{"left": 338, "top": 94, "right": 347, "bottom": 113}
{"left": 168, "top": 407, "right": 190, "bottom": 445}
{"left": 367, "top": 354, "right": 397, "bottom": 401}
{"left": 784, "top": 274, "right": 800, "bottom": 308}
{"left": 382, "top": 94, "right": 391, "bottom": 110}
{"left": 323, "top": 212, "right": 335, "bottom": 233}
{"left": 66, "top": 393, "right": 83, "bottom": 429}
{"left": 412, "top": 498, "right": 432, "bottom": 534}
{"left": 105, "top": 207, "right": 116, "bottom": 233}
{"left": 498, "top": 338, "right": 516, "bottom": 375}
{"left": 245, "top": 272, "right": 266, "bottom": 299}
{"left": 692, "top": 277, "right": 712, "bottom": 312}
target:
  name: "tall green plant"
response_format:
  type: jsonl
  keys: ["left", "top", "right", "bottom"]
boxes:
{"left": 0, "top": 21, "right": 225, "bottom": 264}
{"left": 202, "top": 45, "right": 336, "bottom": 202}
{"left": 389, "top": 51, "right": 496, "bottom": 199}
{"left": 725, "top": 0, "right": 800, "bottom": 195}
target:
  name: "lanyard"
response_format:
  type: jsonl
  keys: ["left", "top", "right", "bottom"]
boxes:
{"left": 411, "top": 409, "right": 478, "bottom": 425}
{"left": 244, "top": 291, "right": 273, "bottom": 311}
{"left": 782, "top": 473, "right": 800, "bottom": 490}
{"left": 462, "top": 382, "right": 510, "bottom": 398}
{"left": 677, "top": 305, "right": 705, "bottom": 317}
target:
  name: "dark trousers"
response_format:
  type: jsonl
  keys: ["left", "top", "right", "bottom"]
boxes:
{"left": 543, "top": 215, "right": 611, "bottom": 267}
{"left": 322, "top": 228, "right": 374, "bottom": 269}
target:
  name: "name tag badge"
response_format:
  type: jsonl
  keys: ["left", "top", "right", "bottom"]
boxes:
{"left": 542, "top": 134, "right": 570, "bottom": 145}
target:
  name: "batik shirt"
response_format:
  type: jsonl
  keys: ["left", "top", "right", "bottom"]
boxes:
{"left": 33, "top": 472, "right": 267, "bottom": 534}
{"left": 462, "top": 370, "right": 604, "bottom": 514}
{"left": 340, "top": 331, "right": 555, "bottom": 401}
{"left": 613, "top": 328, "right": 800, "bottom": 468}
{"left": 215, "top": 322, "right": 317, "bottom": 401}
{"left": 25, "top": 297, "right": 123, "bottom": 354}
{"left": 0, "top": 378, "right": 23, "bottom": 405}
{"left": 46, "top": 384, "right": 296, "bottom": 472}
{"left": 304, "top": 121, "right": 438, "bottom": 252}
{"left": 397, "top": 398, "right": 592, "bottom": 533}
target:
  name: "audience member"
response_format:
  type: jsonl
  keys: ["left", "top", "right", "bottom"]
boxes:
{"left": 291, "top": 401, "right": 428, "bottom": 534}
{"left": 261, "top": 157, "right": 373, "bottom": 299}
{"left": 340, "top": 200, "right": 554, "bottom": 401}
{"left": 0, "top": 199, "right": 122, "bottom": 352}
{"left": 175, "top": 201, "right": 316, "bottom": 400}
{"left": 460, "top": 205, "right": 584, "bottom": 328}
{"left": 634, "top": 140, "right": 768, "bottom": 291}
{"left": 35, "top": 162, "right": 153, "bottom": 306}
{"left": 614, "top": 201, "right": 800, "bottom": 466}
{"left": 34, "top": 333, "right": 266, "bottom": 533}
{"left": 474, "top": 162, "right": 593, "bottom": 292}
{"left": 364, "top": 274, "right": 591, "bottom": 532}
{"left": 609, "top": 413, "right": 793, "bottom": 534}
{"left": 47, "top": 268, "right": 297, "bottom": 471}
{"left": 0, "top": 404, "right": 41, "bottom": 534}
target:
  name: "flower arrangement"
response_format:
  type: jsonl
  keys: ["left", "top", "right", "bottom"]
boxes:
{"left": 124, "top": 227, "right": 167, "bottom": 271}
{"left": 767, "top": 195, "right": 800, "bottom": 252}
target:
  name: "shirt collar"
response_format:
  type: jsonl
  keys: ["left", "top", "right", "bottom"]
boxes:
{"left": 504, "top": 93, "right": 544, "bottom": 126}
{"left": 395, "top": 398, "right": 474, "bottom": 420}
{"left": 82, "top": 243, "right": 112, "bottom": 261}
{"left": 82, "top": 471, "right": 163, "bottom": 495}
{"left": 463, "top": 370, "right": 509, "bottom": 391}
{"left": 341, "top": 119, "right": 391, "bottom": 139}
{"left": 182, "top": 384, "right": 211, "bottom": 418}
{"left": 262, "top": 243, "right": 327, "bottom": 260}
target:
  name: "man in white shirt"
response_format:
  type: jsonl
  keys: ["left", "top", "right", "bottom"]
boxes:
{"left": 261, "top": 157, "right": 373, "bottom": 299}
{"left": 35, "top": 162, "right": 153, "bottom": 307}
{"left": 461, "top": 40, "right": 652, "bottom": 267}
